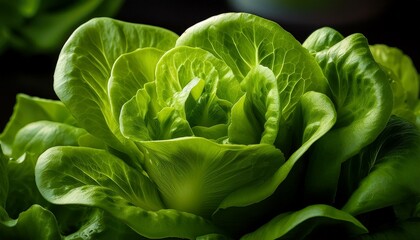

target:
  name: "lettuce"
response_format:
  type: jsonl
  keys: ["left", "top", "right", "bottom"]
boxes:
{"left": 1, "top": 12, "right": 420, "bottom": 239}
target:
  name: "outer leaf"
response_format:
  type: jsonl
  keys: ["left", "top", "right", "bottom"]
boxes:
{"left": 12, "top": 120, "right": 88, "bottom": 159}
{"left": 6, "top": 120, "right": 99, "bottom": 219}
{"left": 141, "top": 137, "right": 284, "bottom": 218}
{"left": 370, "top": 44, "right": 419, "bottom": 108}
{"left": 0, "top": 204, "right": 140, "bottom": 240}
{"left": 228, "top": 65, "right": 280, "bottom": 145}
{"left": 36, "top": 146, "right": 164, "bottom": 211}
{"left": 35, "top": 146, "right": 224, "bottom": 239}
{"left": 241, "top": 204, "right": 367, "bottom": 240}
{"left": 342, "top": 116, "right": 420, "bottom": 216}
{"left": 370, "top": 44, "right": 420, "bottom": 123}
{"left": 54, "top": 17, "right": 178, "bottom": 167}
{"left": 0, "top": 93, "right": 76, "bottom": 156}
{"left": 303, "top": 33, "right": 393, "bottom": 203}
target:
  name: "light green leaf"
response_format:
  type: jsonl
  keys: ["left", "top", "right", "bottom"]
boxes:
{"left": 370, "top": 44, "right": 420, "bottom": 124}
{"left": 228, "top": 65, "right": 280, "bottom": 145}
{"left": 109, "top": 47, "right": 165, "bottom": 121}
{"left": 120, "top": 84, "right": 193, "bottom": 141}
{"left": 217, "top": 91, "right": 335, "bottom": 210}
{"left": 241, "top": 204, "right": 367, "bottom": 240}
{"left": 155, "top": 46, "right": 241, "bottom": 128}
{"left": 303, "top": 33, "right": 393, "bottom": 203}
{"left": 141, "top": 137, "right": 284, "bottom": 218}
{"left": 35, "top": 146, "right": 224, "bottom": 239}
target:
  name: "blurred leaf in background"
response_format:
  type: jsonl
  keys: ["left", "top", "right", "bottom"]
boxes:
{"left": 0, "top": 0, "right": 124, "bottom": 54}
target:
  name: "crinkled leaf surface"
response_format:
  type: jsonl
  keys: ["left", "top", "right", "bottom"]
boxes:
{"left": 36, "top": 146, "right": 163, "bottom": 210}
{"left": 303, "top": 32, "right": 393, "bottom": 203}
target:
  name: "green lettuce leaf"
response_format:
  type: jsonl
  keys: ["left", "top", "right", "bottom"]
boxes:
{"left": 342, "top": 116, "right": 420, "bottom": 215}
{"left": 302, "top": 27, "right": 344, "bottom": 53}
{"left": 303, "top": 31, "right": 393, "bottom": 204}
{"left": 35, "top": 146, "right": 225, "bottom": 239}
{"left": 241, "top": 204, "right": 367, "bottom": 240}
{"left": 228, "top": 65, "right": 280, "bottom": 145}
{"left": 0, "top": 94, "right": 77, "bottom": 156}
{"left": 141, "top": 137, "right": 284, "bottom": 218}
{"left": 0, "top": 204, "right": 61, "bottom": 240}
{"left": 109, "top": 47, "right": 165, "bottom": 121}
{"left": 370, "top": 44, "right": 420, "bottom": 125}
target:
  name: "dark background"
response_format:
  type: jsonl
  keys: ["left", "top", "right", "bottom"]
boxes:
{"left": 1, "top": 0, "right": 418, "bottom": 130}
